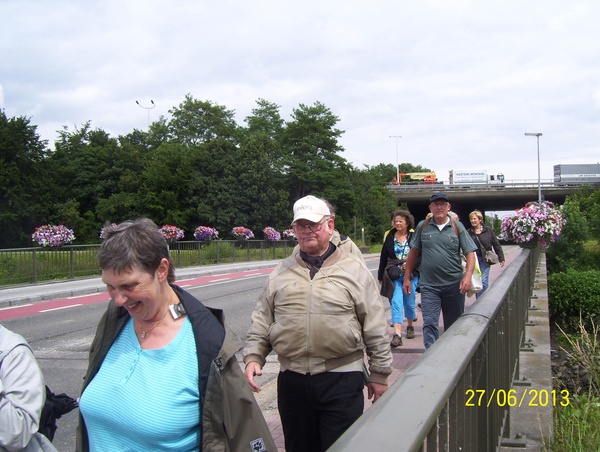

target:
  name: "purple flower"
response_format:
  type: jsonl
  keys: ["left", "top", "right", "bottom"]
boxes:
{"left": 231, "top": 227, "right": 254, "bottom": 240}
{"left": 500, "top": 201, "right": 564, "bottom": 249}
{"left": 32, "top": 225, "right": 75, "bottom": 247}
{"left": 263, "top": 227, "right": 281, "bottom": 241}
{"left": 158, "top": 225, "right": 185, "bottom": 240}
{"left": 194, "top": 226, "right": 219, "bottom": 241}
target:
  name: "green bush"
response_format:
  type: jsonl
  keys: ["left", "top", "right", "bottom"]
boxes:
{"left": 551, "top": 393, "right": 600, "bottom": 451}
{"left": 549, "top": 269, "right": 600, "bottom": 331}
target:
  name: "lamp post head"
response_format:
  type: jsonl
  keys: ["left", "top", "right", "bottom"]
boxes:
{"left": 524, "top": 132, "right": 542, "bottom": 137}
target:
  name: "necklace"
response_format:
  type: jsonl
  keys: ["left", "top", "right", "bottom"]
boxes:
{"left": 137, "top": 310, "right": 168, "bottom": 338}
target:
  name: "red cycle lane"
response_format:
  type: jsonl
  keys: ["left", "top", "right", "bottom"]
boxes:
{"left": 0, "top": 268, "right": 274, "bottom": 321}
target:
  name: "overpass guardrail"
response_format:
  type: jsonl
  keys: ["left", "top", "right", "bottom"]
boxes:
{"left": 387, "top": 180, "right": 600, "bottom": 191}
{"left": 330, "top": 245, "right": 542, "bottom": 452}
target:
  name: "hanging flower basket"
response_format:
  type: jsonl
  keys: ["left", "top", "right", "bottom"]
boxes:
{"left": 282, "top": 228, "right": 297, "bottom": 243}
{"left": 158, "top": 225, "right": 185, "bottom": 243}
{"left": 518, "top": 235, "right": 539, "bottom": 249}
{"left": 231, "top": 226, "right": 254, "bottom": 241}
{"left": 263, "top": 227, "right": 281, "bottom": 242}
{"left": 501, "top": 201, "right": 564, "bottom": 249}
{"left": 194, "top": 226, "right": 219, "bottom": 241}
{"left": 32, "top": 225, "right": 75, "bottom": 247}
{"left": 100, "top": 223, "right": 118, "bottom": 239}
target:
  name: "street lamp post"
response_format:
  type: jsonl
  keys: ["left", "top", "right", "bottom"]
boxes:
{"left": 389, "top": 135, "right": 402, "bottom": 183}
{"left": 524, "top": 132, "right": 543, "bottom": 203}
{"left": 136, "top": 100, "right": 155, "bottom": 128}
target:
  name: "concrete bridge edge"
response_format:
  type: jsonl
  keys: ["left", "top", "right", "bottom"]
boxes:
{"left": 500, "top": 253, "right": 553, "bottom": 451}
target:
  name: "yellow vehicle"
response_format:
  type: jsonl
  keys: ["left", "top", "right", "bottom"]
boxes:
{"left": 390, "top": 172, "right": 437, "bottom": 185}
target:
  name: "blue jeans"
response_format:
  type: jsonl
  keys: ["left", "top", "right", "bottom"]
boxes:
{"left": 420, "top": 282, "right": 465, "bottom": 349}
{"left": 392, "top": 274, "right": 418, "bottom": 324}
{"left": 476, "top": 256, "right": 490, "bottom": 299}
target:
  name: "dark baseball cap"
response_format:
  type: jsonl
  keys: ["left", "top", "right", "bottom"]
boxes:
{"left": 430, "top": 193, "right": 450, "bottom": 203}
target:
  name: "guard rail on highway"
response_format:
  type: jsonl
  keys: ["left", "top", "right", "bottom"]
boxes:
{"left": 0, "top": 240, "right": 296, "bottom": 286}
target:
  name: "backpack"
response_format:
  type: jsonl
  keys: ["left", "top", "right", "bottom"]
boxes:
{"left": 0, "top": 345, "right": 78, "bottom": 442}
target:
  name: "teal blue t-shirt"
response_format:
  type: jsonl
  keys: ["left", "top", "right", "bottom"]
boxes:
{"left": 79, "top": 316, "right": 200, "bottom": 452}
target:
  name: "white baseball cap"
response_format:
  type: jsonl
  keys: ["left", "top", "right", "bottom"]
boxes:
{"left": 292, "top": 195, "right": 331, "bottom": 224}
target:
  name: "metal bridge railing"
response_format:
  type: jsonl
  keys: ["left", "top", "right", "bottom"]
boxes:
{"left": 329, "top": 246, "right": 541, "bottom": 452}
{"left": 0, "top": 240, "right": 296, "bottom": 286}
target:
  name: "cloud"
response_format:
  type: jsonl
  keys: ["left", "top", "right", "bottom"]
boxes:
{"left": 2, "top": 0, "right": 599, "bottom": 183}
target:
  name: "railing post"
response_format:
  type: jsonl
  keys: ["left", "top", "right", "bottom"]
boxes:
{"left": 70, "top": 247, "right": 75, "bottom": 279}
{"left": 33, "top": 249, "right": 38, "bottom": 283}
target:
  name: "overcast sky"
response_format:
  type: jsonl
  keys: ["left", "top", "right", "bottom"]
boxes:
{"left": 2, "top": 0, "right": 599, "bottom": 184}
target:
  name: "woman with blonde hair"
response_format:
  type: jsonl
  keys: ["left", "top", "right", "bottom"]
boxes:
{"left": 467, "top": 210, "right": 505, "bottom": 298}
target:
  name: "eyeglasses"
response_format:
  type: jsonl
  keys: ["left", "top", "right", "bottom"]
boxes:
{"left": 430, "top": 201, "right": 449, "bottom": 208}
{"left": 293, "top": 218, "right": 328, "bottom": 234}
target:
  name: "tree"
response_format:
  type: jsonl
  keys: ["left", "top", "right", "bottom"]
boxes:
{"left": 235, "top": 134, "right": 289, "bottom": 232}
{"left": 546, "top": 197, "right": 589, "bottom": 273}
{"left": 244, "top": 98, "right": 285, "bottom": 141}
{"left": 398, "top": 163, "right": 433, "bottom": 173}
{"left": 0, "top": 111, "right": 50, "bottom": 247}
{"left": 46, "top": 124, "right": 145, "bottom": 242}
{"left": 167, "top": 94, "right": 240, "bottom": 146}
{"left": 347, "top": 165, "right": 398, "bottom": 243}
{"left": 188, "top": 138, "right": 242, "bottom": 233}
{"left": 138, "top": 143, "right": 197, "bottom": 231}
{"left": 282, "top": 102, "right": 350, "bottom": 202}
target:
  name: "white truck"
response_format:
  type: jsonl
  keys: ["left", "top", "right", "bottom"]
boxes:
{"left": 448, "top": 170, "right": 504, "bottom": 185}
{"left": 554, "top": 164, "right": 600, "bottom": 184}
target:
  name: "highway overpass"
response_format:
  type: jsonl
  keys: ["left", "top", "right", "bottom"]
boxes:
{"left": 387, "top": 180, "right": 598, "bottom": 222}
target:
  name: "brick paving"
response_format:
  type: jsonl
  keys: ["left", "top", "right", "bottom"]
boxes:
{"left": 263, "top": 247, "right": 521, "bottom": 451}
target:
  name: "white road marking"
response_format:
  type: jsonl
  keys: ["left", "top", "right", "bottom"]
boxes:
{"left": 40, "top": 304, "right": 83, "bottom": 312}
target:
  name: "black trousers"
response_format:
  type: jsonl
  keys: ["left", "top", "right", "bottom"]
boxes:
{"left": 277, "top": 370, "right": 364, "bottom": 452}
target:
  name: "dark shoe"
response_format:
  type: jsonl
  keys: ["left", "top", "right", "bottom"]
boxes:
{"left": 413, "top": 316, "right": 418, "bottom": 322}
{"left": 418, "top": 302, "right": 421, "bottom": 309}
{"left": 391, "top": 334, "right": 403, "bottom": 347}
{"left": 406, "top": 326, "right": 415, "bottom": 339}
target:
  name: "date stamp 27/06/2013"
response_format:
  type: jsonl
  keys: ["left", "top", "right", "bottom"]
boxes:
{"left": 465, "top": 389, "right": 569, "bottom": 408}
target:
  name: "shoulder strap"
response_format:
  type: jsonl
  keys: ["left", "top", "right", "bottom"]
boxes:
{"left": 450, "top": 218, "right": 459, "bottom": 237}
{"left": 471, "top": 229, "right": 487, "bottom": 255}
{"left": 420, "top": 218, "right": 431, "bottom": 231}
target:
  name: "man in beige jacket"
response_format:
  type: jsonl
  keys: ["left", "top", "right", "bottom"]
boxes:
{"left": 244, "top": 195, "right": 392, "bottom": 452}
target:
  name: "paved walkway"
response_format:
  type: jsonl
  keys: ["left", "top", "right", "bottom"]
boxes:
{"left": 264, "top": 247, "right": 523, "bottom": 451}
